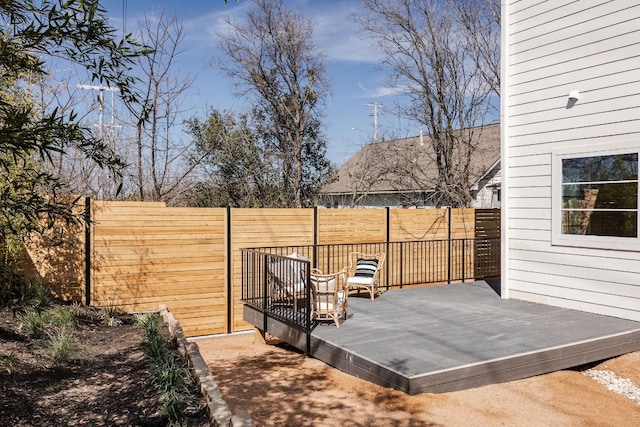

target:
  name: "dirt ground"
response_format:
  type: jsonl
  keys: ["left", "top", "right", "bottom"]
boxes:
{"left": 0, "top": 307, "right": 209, "bottom": 427}
{"left": 197, "top": 332, "right": 640, "bottom": 427}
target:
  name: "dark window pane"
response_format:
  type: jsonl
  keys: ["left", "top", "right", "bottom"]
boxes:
{"left": 562, "top": 182, "right": 637, "bottom": 210}
{"left": 562, "top": 153, "right": 638, "bottom": 183}
{"left": 562, "top": 210, "right": 637, "bottom": 237}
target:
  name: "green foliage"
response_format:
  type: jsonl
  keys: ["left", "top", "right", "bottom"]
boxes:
{"left": 0, "top": 354, "right": 18, "bottom": 373}
{"left": 20, "top": 309, "right": 45, "bottom": 338}
{"left": 0, "top": 0, "right": 148, "bottom": 306}
{"left": 45, "top": 327, "right": 78, "bottom": 362}
{"left": 136, "top": 312, "right": 198, "bottom": 425}
{"left": 215, "top": 0, "right": 334, "bottom": 207}
{"left": 99, "top": 302, "right": 123, "bottom": 326}
{"left": 186, "top": 108, "right": 334, "bottom": 208}
{"left": 45, "top": 306, "right": 75, "bottom": 328}
{"left": 20, "top": 304, "right": 79, "bottom": 338}
{"left": 2, "top": 269, "right": 51, "bottom": 315}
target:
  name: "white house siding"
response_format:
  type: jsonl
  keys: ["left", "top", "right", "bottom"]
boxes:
{"left": 472, "top": 163, "right": 501, "bottom": 209}
{"left": 502, "top": 0, "right": 640, "bottom": 320}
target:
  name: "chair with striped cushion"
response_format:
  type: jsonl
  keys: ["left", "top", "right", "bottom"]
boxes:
{"left": 343, "top": 252, "right": 385, "bottom": 301}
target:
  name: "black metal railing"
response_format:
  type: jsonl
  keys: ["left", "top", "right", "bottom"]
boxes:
{"left": 241, "top": 237, "right": 500, "bottom": 350}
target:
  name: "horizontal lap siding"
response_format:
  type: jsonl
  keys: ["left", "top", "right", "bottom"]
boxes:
{"left": 92, "top": 202, "right": 228, "bottom": 336}
{"left": 504, "top": 0, "right": 640, "bottom": 319}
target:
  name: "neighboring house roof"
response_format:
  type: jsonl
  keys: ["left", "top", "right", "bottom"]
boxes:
{"left": 322, "top": 123, "right": 501, "bottom": 199}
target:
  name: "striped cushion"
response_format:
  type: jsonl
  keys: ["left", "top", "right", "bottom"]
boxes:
{"left": 355, "top": 258, "right": 378, "bottom": 278}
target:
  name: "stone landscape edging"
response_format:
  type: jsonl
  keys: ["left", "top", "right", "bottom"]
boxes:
{"left": 158, "top": 305, "right": 253, "bottom": 427}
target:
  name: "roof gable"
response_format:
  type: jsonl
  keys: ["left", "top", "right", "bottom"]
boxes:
{"left": 323, "top": 123, "right": 500, "bottom": 196}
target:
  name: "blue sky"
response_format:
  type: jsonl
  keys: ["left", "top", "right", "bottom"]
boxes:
{"left": 102, "top": 0, "right": 413, "bottom": 165}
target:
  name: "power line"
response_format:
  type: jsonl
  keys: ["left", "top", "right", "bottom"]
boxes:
{"left": 365, "top": 102, "right": 383, "bottom": 142}
{"left": 77, "top": 84, "right": 121, "bottom": 140}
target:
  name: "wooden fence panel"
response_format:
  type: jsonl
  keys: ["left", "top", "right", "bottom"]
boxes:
{"left": 475, "top": 209, "right": 501, "bottom": 277}
{"left": 20, "top": 199, "right": 87, "bottom": 302}
{"left": 23, "top": 203, "right": 500, "bottom": 337}
{"left": 317, "top": 209, "right": 387, "bottom": 244}
{"left": 91, "top": 201, "right": 228, "bottom": 336}
{"left": 389, "top": 209, "right": 449, "bottom": 241}
{"left": 230, "top": 208, "right": 315, "bottom": 331}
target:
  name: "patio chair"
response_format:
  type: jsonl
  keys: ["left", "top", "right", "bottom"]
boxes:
{"left": 267, "top": 252, "right": 308, "bottom": 309}
{"left": 343, "top": 252, "right": 385, "bottom": 301}
{"left": 309, "top": 268, "right": 347, "bottom": 328}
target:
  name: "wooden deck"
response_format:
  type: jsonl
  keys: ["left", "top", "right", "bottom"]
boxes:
{"left": 243, "top": 281, "right": 640, "bottom": 394}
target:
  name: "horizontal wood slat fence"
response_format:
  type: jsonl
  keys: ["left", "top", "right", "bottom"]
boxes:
{"left": 22, "top": 201, "right": 499, "bottom": 337}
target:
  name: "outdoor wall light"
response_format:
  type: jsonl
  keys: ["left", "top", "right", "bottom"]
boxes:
{"left": 568, "top": 90, "right": 580, "bottom": 102}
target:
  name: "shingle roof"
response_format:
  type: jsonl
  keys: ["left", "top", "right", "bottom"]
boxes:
{"left": 322, "top": 123, "right": 500, "bottom": 195}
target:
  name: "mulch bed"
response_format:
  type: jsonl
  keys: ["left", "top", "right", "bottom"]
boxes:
{"left": 0, "top": 306, "right": 210, "bottom": 426}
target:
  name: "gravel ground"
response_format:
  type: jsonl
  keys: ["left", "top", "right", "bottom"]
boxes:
{"left": 198, "top": 333, "right": 640, "bottom": 426}
{"left": 583, "top": 369, "right": 640, "bottom": 404}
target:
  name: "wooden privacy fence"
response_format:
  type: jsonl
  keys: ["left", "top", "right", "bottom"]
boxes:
{"left": 23, "top": 201, "right": 500, "bottom": 337}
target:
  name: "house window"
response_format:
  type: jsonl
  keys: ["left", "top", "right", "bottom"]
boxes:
{"left": 491, "top": 187, "right": 501, "bottom": 208}
{"left": 552, "top": 143, "right": 640, "bottom": 250}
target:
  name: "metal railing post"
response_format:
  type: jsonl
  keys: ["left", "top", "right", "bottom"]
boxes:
{"left": 262, "top": 253, "right": 268, "bottom": 334}
{"left": 84, "top": 196, "right": 91, "bottom": 306}
{"left": 305, "top": 261, "right": 311, "bottom": 356}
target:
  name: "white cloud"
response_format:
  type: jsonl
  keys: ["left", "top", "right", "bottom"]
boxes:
{"left": 309, "top": 2, "right": 382, "bottom": 63}
{"left": 357, "top": 82, "right": 409, "bottom": 98}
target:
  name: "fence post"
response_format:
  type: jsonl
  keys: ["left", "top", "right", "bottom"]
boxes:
{"left": 462, "top": 239, "right": 466, "bottom": 282}
{"left": 305, "top": 261, "right": 311, "bottom": 356}
{"left": 84, "top": 196, "right": 91, "bottom": 306}
{"left": 447, "top": 207, "right": 452, "bottom": 284}
{"left": 385, "top": 207, "right": 390, "bottom": 290}
{"left": 227, "top": 207, "right": 233, "bottom": 334}
{"left": 313, "top": 207, "right": 318, "bottom": 270}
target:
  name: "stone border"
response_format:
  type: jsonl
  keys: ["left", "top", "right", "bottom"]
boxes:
{"left": 158, "top": 305, "right": 253, "bottom": 427}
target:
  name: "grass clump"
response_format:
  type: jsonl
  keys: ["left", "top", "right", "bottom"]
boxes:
{"left": 20, "top": 310, "right": 46, "bottom": 338}
{"left": 45, "top": 327, "right": 79, "bottom": 363}
{"left": 19, "top": 304, "right": 84, "bottom": 362}
{"left": 136, "top": 313, "right": 199, "bottom": 426}
{"left": 98, "top": 301, "right": 124, "bottom": 327}
{"left": 46, "top": 305, "right": 76, "bottom": 328}
{"left": 0, "top": 354, "right": 18, "bottom": 373}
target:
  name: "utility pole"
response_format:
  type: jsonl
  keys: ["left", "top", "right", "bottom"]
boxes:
{"left": 365, "top": 102, "right": 383, "bottom": 142}
{"left": 77, "top": 84, "right": 120, "bottom": 140}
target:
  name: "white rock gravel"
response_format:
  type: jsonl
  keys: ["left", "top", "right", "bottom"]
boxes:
{"left": 583, "top": 369, "right": 640, "bottom": 404}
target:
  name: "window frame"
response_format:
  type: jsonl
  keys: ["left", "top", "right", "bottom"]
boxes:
{"left": 551, "top": 141, "right": 640, "bottom": 251}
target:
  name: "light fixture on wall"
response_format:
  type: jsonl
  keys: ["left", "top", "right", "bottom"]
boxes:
{"left": 568, "top": 90, "right": 581, "bottom": 102}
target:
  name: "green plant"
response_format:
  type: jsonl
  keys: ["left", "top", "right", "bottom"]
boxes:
{"left": 44, "top": 306, "right": 76, "bottom": 328}
{"left": 99, "top": 302, "right": 123, "bottom": 327}
{"left": 45, "top": 327, "right": 79, "bottom": 363}
{"left": 0, "top": 354, "right": 18, "bottom": 373}
{"left": 67, "top": 302, "right": 83, "bottom": 318}
{"left": 20, "top": 310, "right": 45, "bottom": 338}
{"left": 137, "top": 312, "right": 198, "bottom": 425}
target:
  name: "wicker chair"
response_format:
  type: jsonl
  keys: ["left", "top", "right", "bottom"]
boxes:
{"left": 309, "top": 268, "right": 347, "bottom": 328}
{"left": 343, "top": 252, "right": 385, "bottom": 301}
{"left": 267, "top": 253, "right": 308, "bottom": 309}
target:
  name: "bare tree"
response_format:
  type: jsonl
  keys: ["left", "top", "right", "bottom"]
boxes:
{"left": 127, "top": 7, "right": 197, "bottom": 204}
{"left": 449, "top": 0, "right": 500, "bottom": 95}
{"left": 215, "top": 0, "right": 333, "bottom": 208}
{"left": 356, "top": 0, "right": 497, "bottom": 207}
